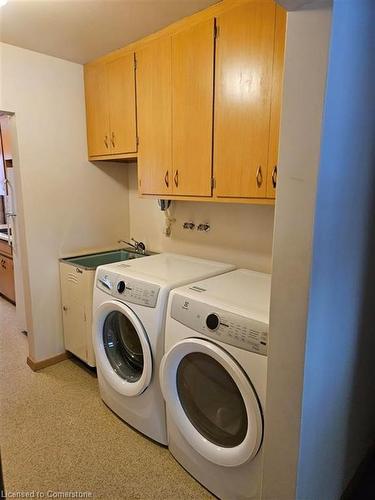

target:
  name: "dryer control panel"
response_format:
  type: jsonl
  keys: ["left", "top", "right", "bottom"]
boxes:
{"left": 96, "top": 269, "right": 160, "bottom": 308}
{"left": 171, "top": 294, "right": 268, "bottom": 356}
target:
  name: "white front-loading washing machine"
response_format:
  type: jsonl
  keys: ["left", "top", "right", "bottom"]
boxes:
{"left": 160, "top": 269, "right": 271, "bottom": 499}
{"left": 92, "top": 253, "right": 235, "bottom": 445}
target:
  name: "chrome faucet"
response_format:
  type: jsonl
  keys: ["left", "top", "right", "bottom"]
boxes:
{"left": 118, "top": 238, "right": 146, "bottom": 255}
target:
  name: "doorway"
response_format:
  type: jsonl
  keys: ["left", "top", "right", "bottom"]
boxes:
{"left": 0, "top": 111, "right": 31, "bottom": 340}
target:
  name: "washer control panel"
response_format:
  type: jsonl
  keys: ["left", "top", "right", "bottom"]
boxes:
{"left": 171, "top": 294, "right": 268, "bottom": 356}
{"left": 96, "top": 269, "right": 160, "bottom": 308}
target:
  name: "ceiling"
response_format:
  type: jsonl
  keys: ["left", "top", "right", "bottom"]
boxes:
{"left": 0, "top": 0, "right": 219, "bottom": 64}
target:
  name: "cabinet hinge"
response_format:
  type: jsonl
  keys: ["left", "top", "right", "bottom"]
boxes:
{"left": 214, "top": 24, "right": 219, "bottom": 39}
{"left": 211, "top": 178, "right": 216, "bottom": 189}
{"left": 83, "top": 311, "right": 87, "bottom": 322}
{"left": 136, "top": 135, "right": 139, "bottom": 147}
{"left": 134, "top": 56, "right": 137, "bottom": 70}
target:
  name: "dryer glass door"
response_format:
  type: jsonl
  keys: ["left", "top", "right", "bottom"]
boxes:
{"left": 160, "top": 338, "right": 263, "bottom": 467}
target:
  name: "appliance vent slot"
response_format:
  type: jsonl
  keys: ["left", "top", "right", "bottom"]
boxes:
{"left": 189, "top": 286, "right": 207, "bottom": 293}
{"left": 68, "top": 273, "right": 79, "bottom": 284}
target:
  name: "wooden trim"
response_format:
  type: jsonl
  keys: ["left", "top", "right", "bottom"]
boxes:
{"left": 86, "top": 0, "right": 274, "bottom": 66}
{"left": 89, "top": 152, "right": 137, "bottom": 161}
{"left": 139, "top": 193, "right": 275, "bottom": 205}
{"left": 27, "top": 351, "right": 71, "bottom": 372}
{"left": 266, "top": 4, "right": 287, "bottom": 199}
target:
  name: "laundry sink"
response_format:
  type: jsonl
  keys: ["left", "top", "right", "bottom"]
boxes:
{"left": 59, "top": 247, "right": 151, "bottom": 367}
{"left": 60, "top": 248, "right": 148, "bottom": 270}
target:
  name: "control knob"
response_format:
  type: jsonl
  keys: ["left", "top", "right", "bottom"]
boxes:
{"left": 206, "top": 313, "right": 220, "bottom": 331}
{"left": 117, "top": 281, "right": 126, "bottom": 294}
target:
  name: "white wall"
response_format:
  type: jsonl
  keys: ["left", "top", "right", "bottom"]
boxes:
{"left": 261, "top": 8, "right": 332, "bottom": 500}
{"left": 0, "top": 43, "right": 130, "bottom": 362}
{"left": 128, "top": 167, "right": 275, "bottom": 272}
{"left": 297, "top": 1, "right": 375, "bottom": 498}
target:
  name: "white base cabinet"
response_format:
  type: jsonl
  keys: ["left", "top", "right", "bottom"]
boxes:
{"left": 59, "top": 262, "right": 96, "bottom": 367}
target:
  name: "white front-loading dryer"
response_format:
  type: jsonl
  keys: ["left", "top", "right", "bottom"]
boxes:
{"left": 92, "top": 253, "right": 235, "bottom": 445}
{"left": 160, "top": 269, "right": 271, "bottom": 498}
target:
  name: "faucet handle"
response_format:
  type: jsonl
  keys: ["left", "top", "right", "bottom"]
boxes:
{"left": 118, "top": 238, "right": 146, "bottom": 254}
{"left": 130, "top": 238, "right": 146, "bottom": 254}
{"left": 132, "top": 238, "right": 146, "bottom": 253}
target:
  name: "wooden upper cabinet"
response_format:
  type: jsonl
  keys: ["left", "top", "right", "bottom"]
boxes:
{"left": 84, "top": 54, "right": 137, "bottom": 158}
{"left": 107, "top": 54, "right": 137, "bottom": 155}
{"left": 171, "top": 19, "right": 215, "bottom": 197}
{"left": 84, "top": 63, "right": 110, "bottom": 157}
{"left": 136, "top": 37, "right": 172, "bottom": 196}
{"left": 266, "top": 5, "right": 286, "bottom": 198}
{"left": 214, "top": 1, "right": 276, "bottom": 199}
{"left": 83, "top": 0, "right": 286, "bottom": 204}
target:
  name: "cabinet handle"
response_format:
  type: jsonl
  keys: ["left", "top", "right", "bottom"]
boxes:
{"left": 104, "top": 135, "right": 109, "bottom": 149}
{"left": 256, "top": 166, "right": 263, "bottom": 188}
{"left": 111, "top": 132, "right": 115, "bottom": 148}
{"left": 164, "top": 170, "right": 169, "bottom": 188}
{"left": 272, "top": 165, "right": 277, "bottom": 189}
{"left": 63, "top": 306, "right": 68, "bottom": 312}
{"left": 174, "top": 170, "right": 179, "bottom": 188}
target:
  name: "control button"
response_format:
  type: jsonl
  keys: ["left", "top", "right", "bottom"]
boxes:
{"left": 206, "top": 313, "right": 220, "bottom": 331}
{"left": 99, "top": 276, "right": 112, "bottom": 290}
{"left": 117, "top": 281, "right": 126, "bottom": 294}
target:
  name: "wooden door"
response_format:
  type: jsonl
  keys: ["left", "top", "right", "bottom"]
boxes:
{"left": 266, "top": 5, "right": 286, "bottom": 198}
{"left": 136, "top": 37, "right": 172, "bottom": 195}
{"left": 171, "top": 19, "right": 215, "bottom": 197}
{"left": 84, "top": 63, "right": 110, "bottom": 157}
{"left": 0, "top": 115, "right": 12, "bottom": 160}
{"left": 0, "top": 254, "right": 15, "bottom": 303}
{"left": 107, "top": 54, "right": 137, "bottom": 155}
{"left": 214, "top": 1, "right": 276, "bottom": 198}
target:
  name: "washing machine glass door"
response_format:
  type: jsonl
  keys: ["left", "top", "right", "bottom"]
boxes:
{"left": 94, "top": 300, "right": 152, "bottom": 396}
{"left": 160, "top": 338, "right": 263, "bottom": 467}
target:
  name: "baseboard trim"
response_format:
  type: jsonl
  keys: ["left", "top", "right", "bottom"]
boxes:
{"left": 27, "top": 351, "right": 71, "bottom": 371}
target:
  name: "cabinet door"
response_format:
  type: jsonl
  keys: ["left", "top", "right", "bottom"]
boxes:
{"left": 107, "top": 54, "right": 137, "bottom": 155}
{"left": 172, "top": 19, "right": 215, "bottom": 197}
{"left": 60, "top": 264, "right": 88, "bottom": 363}
{"left": 84, "top": 63, "right": 111, "bottom": 157}
{"left": 266, "top": 5, "right": 286, "bottom": 198}
{"left": 0, "top": 240, "right": 12, "bottom": 258}
{"left": 137, "top": 37, "right": 172, "bottom": 195}
{"left": 214, "top": 2, "right": 276, "bottom": 198}
{"left": 0, "top": 254, "right": 15, "bottom": 303}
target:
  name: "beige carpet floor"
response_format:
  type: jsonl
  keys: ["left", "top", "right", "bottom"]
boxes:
{"left": 0, "top": 297, "right": 212, "bottom": 499}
